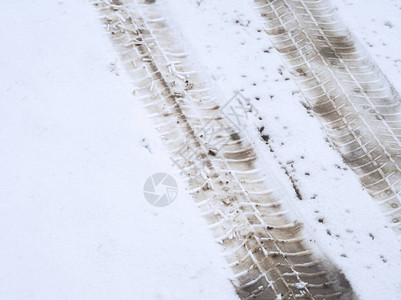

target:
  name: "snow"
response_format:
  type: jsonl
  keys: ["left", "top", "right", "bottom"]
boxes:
{"left": 161, "top": 0, "right": 401, "bottom": 299}
{"left": 0, "top": 1, "right": 236, "bottom": 299}
{"left": 1, "top": 0, "right": 400, "bottom": 299}
{"left": 334, "top": 0, "right": 401, "bottom": 94}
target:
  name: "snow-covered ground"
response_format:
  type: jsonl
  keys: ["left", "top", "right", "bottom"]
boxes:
{"left": 0, "top": 1, "right": 236, "bottom": 299}
{"left": 161, "top": 0, "right": 401, "bottom": 298}
{"left": 0, "top": 0, "right": 400, "bottom": 299}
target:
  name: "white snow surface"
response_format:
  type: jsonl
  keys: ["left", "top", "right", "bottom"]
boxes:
{"left": 1, "top": 0, "right": 400, "bottom": 300}
{"left": 0, "top": 1, "right": 236, "bottom": 300}
{"left": 161, "top": 0, "right": 401, "bottom": 299}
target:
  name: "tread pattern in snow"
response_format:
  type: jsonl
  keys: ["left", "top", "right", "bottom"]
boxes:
{"left": 253, "top": 0, "right": 401, "bottom": 235}
{"left": 91, "top": 0, "right": 354, "bottom": 298}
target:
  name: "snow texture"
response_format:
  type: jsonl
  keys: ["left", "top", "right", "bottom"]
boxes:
{"left": 0, "top": 0, "right": 400, "bottom": 299}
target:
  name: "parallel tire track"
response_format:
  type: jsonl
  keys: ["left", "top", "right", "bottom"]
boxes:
{"left": 252, "top": 0, "right": 401, "bottom": 235}
{"left": 91, "top": 0, "right": 354, "bottom": 298}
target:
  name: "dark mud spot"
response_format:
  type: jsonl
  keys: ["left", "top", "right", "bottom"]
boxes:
{"left": 296, "top": 68, "right": 307, "bottom": 76}
{"left": 208, "top": 150, "right": 216, "bottom": 156}
{"left": 261, "top": 135, "right": 270, "bottom": 143}
{"left": 230, "top": 133, "right": 240, "bottom": 140}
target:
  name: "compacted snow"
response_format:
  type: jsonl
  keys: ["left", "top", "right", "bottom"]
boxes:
{"left": 0, "top": 0, "right": 400, "bottom": 299}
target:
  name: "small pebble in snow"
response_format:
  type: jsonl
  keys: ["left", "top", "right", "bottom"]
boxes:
{"left": 318, "top": 218, "right": 324, "bottom": 223}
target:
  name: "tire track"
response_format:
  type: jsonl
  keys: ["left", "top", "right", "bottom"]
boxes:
{"left": 252, "top": 0, "right": 401, "bottom": 235}
{"left": 90, "top": 0, "right": 354, "bottom": 298}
